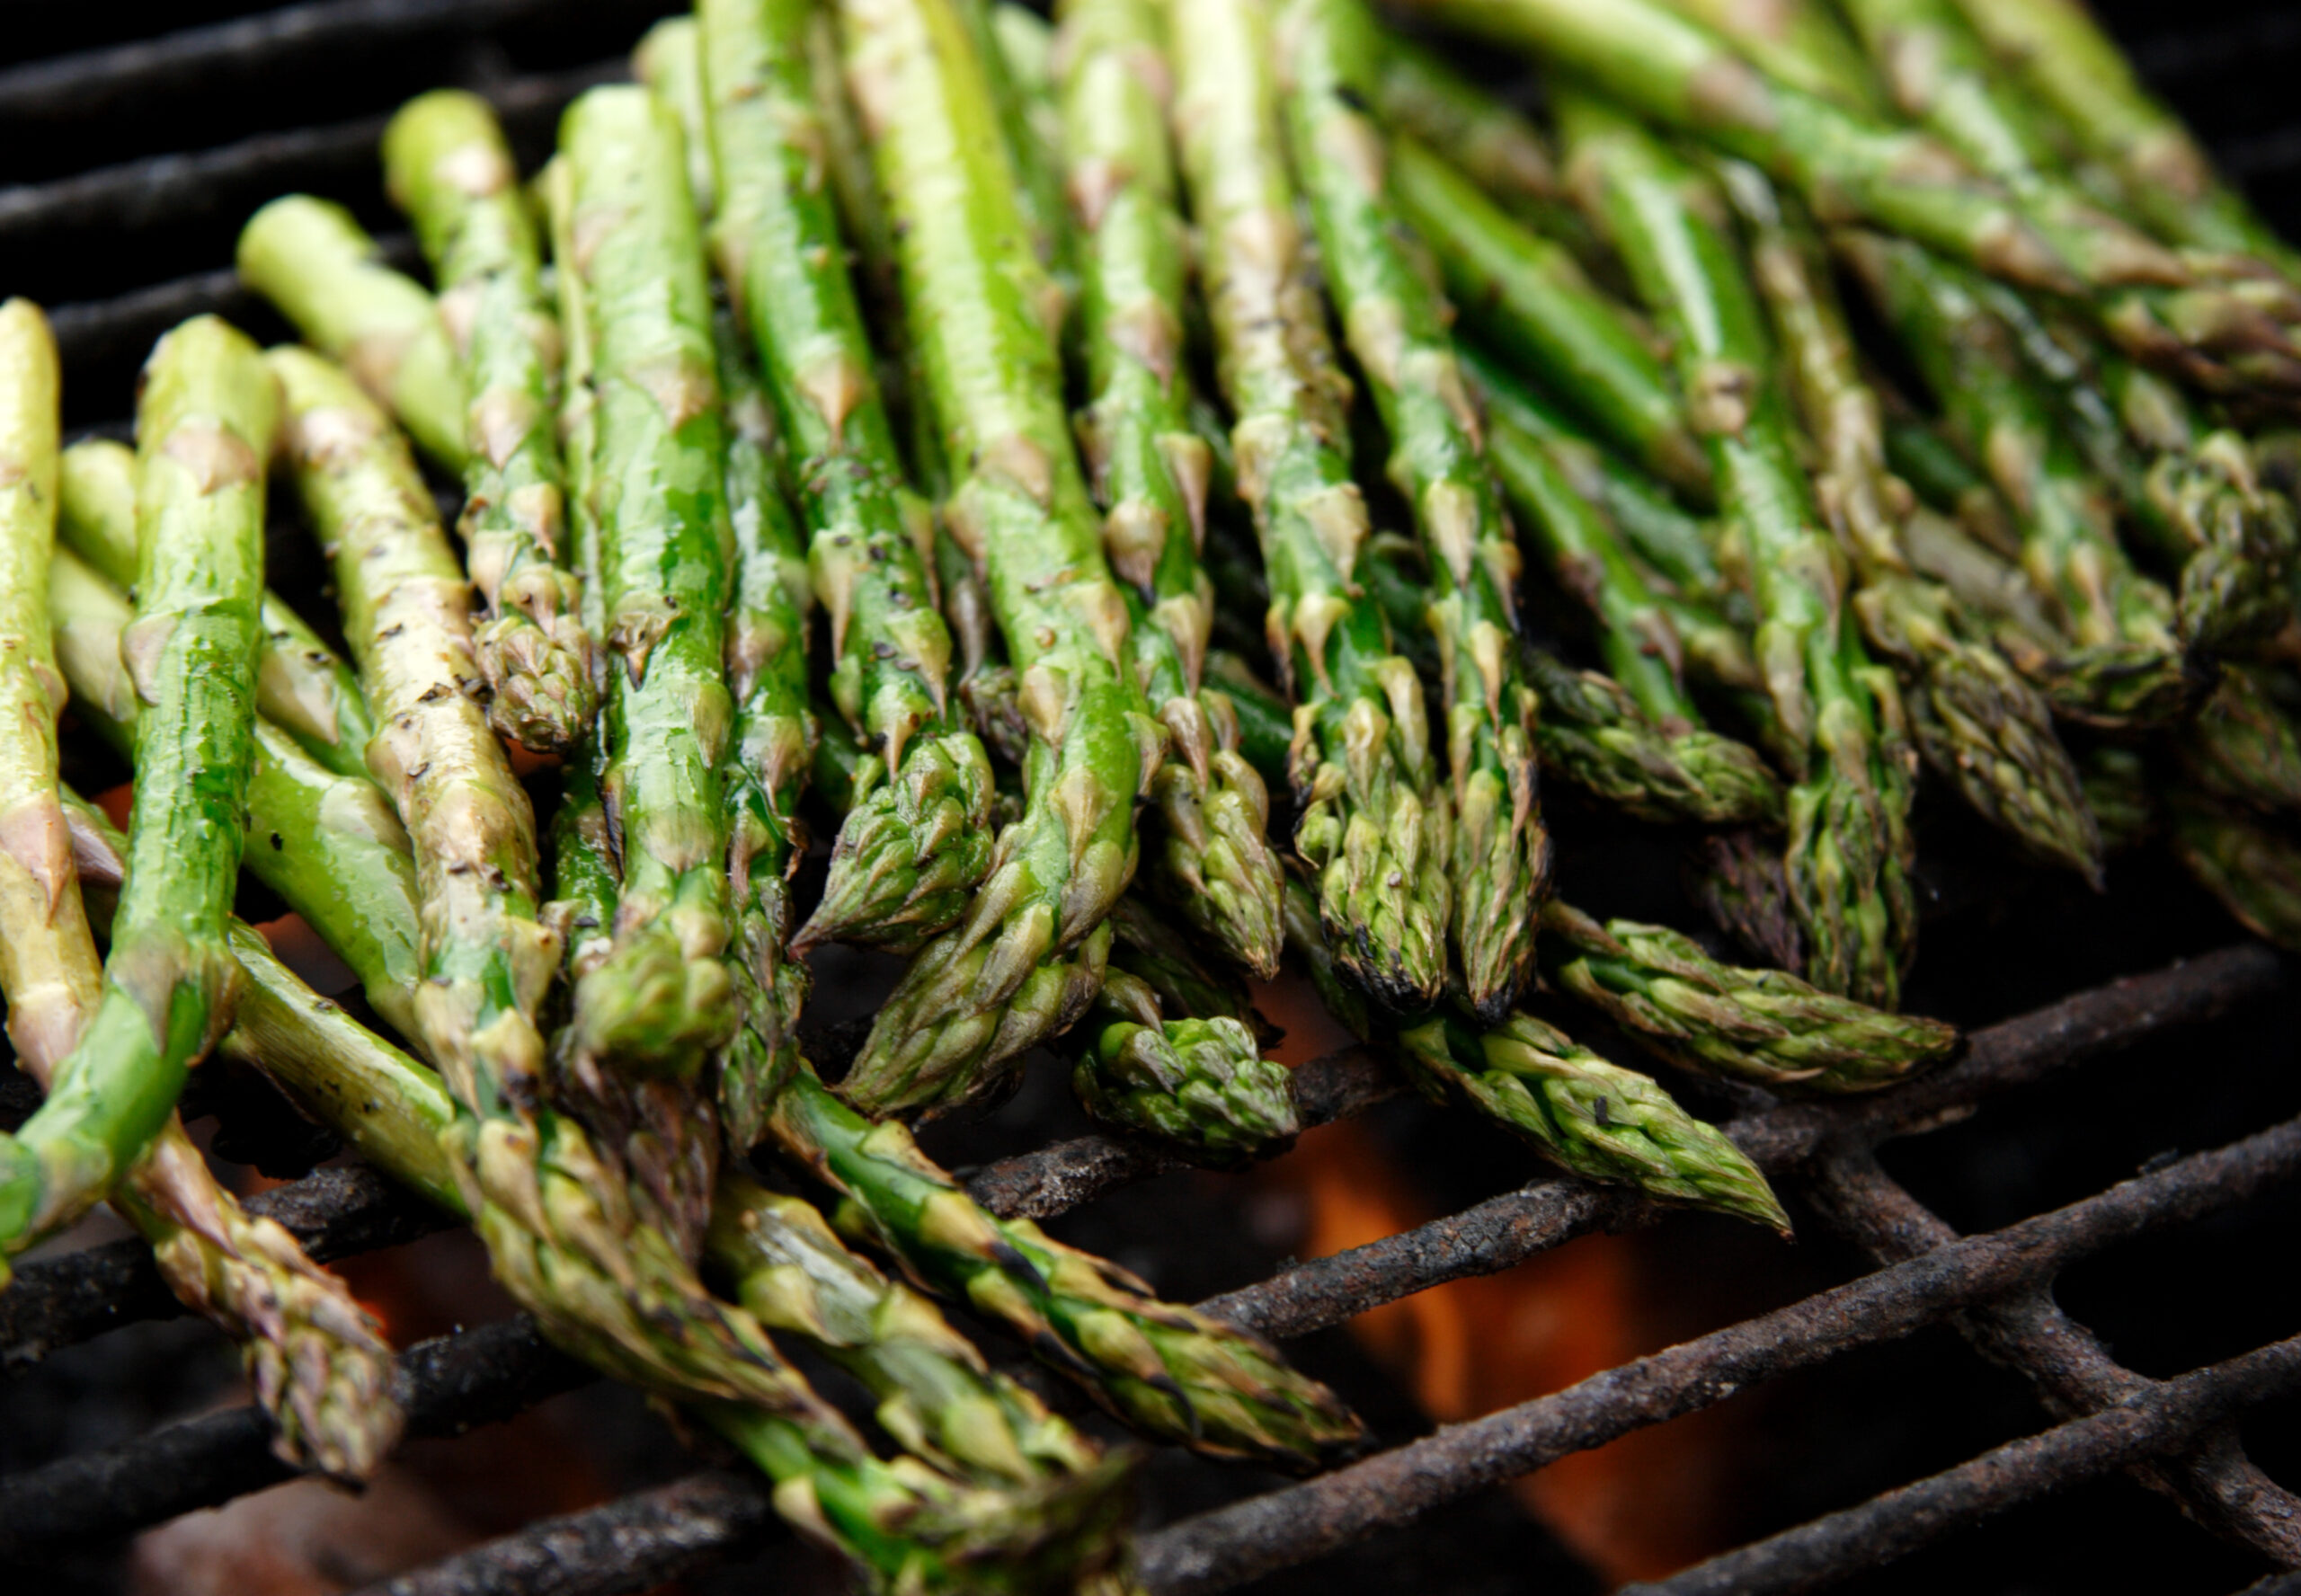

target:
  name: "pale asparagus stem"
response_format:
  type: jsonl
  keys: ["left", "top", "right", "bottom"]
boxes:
{"left": 1168, "top": 0, "right": 1452, "bottom": 1010}
{"left": 0, "top": 317, "right": 277, "bottom": 1265}
{"left": 1539, "top": 900, "right": 1957, "bottom": 1093}
{"left": 236, "top": 197, "right": 467, "bottom": 470}
{"left": 1561, "top": 94, "right": 1917, "bottom": 1007}
{"left": 1059, "top": 0, "right": 1284, "bottom": 979}
{"left": 1282, "top": 883, "right": 1789, "bottom": 1228}
{"left": 1283, "top": 0, "right": 1551, "bottom": 1017}
{"left": 832, "top": 0, "right": 1168, "bottom": 1117}
{"left": 1719, "top": 159, "right": 2103, "bottom": 882}
{"left": 58, "top": 791, "right": 401, "bottom": 1479}
{"left": 1072, "top": 969, "right": 1299, "bottom": 1163}
{"left": 1838, "top": 228, "right": 2204, "bottom": 732}
{"left": 697, "top": 0, "right": 995, "bottom": 961}
{"left": 57, "top": 439, "right": 376, "bottom": 784}
{"left": 384, "top": 91, "right": 600, "bottom": 756}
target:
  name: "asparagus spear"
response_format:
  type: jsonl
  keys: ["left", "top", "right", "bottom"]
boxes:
{"left": 1561, "top": 94, "right": 1917, "bottom": 1007}
{"left": 236, "top": 197, "right": 467, "bottom": 470}
{"left": 2167, "top": 789, "right": 2301, "bottom": 954}
{"left": 1839, "top": 229, "right": 2203, "bottom": 731}
{"left": 1388, "top": 133, "right": 1710, "bottom": 500}
{"left": 384, "top": 90, "right": 600, "bottom": 756}
{"left": 1539, "top": 900, "right": 1955, "bottom": 1093}
{"left": 1107, "top": 888, "right": 1263, "bottom": 1030}
{"left": 633, "top": 18, "right": 721, "bottom": 221}
{"left": 0, "top": 311, "right": 398, "bottom": 1476}
{"left": 768, "top": 1053, "right": 1368, "bottom": 1469}
{"left": 1282, "top": 0, "right": 1551, "bottom": 1017}
{"left": 1392, "top": 0, "right": 2301, "bottom": 400}
{"left": 0, "top": 316, "right": 274, "bottom": 1265}
{"left": 1058, "top": 0, "right": 1285, "bottom": 978}
{"left": 709, "top": 306, "right": 820, "bottom": 1154}
{"left": 2179, "top": 664, "right": 2301, "bottom": 819}
{"left": 1720, "top": 160, "right": 2103, "bottom": 881}
{"left": 697, "top": 0, "right": 997, "bottom": 960}
{"left": 57, "top": 438, "right": 376, "bottom": 785}
{"left": 1946, "top": 0, "right": 2301, "bottom": 274}
{"left": 1072, "top": 969, "right": 1300, "bottom": 1163}
{"left": 555, "top": 89, "right": 742, "bottom": 1095}
{"left": 270, "top": 342, "right": 1085, "bottom": 1596}
{"left": 48, "top": 546, "right": 424, "bottom": 1042}
{"left": 1168, "top": 0, "right": 1452, "bottom": 1010}
{"left": 832, "top": 0, "right": 1170, "bottom": 1116}
{"left": 1654, "top": 0, "right": 1886, "bottom": 110}
{"left": 1284, "top": 883, "right": 1788, "bottom": 1228}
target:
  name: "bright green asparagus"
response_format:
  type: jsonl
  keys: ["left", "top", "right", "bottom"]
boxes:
{"left": 1072, "top": 969, "right": 1300, "bottom": 1163}
{"left": 698, "top": 0, "right": 997, "bottom": 961}
{"left": 385, "top": 90, "right": 600, "bottom": 755}
{"left": 237, "top": 196, "right": 467, "bottom": 470}
{"left": 1060, "top": 0, "right": 1285, "bottom": 978}
{"left": 0, "top": 316, "right": 274, "bottom": 1266}
{"left": 1563, "top": 94, "right": 1917, "bottom": 1007}
{"left": 833, "top": 0, "right": 1166, "bottom": 1116}
{"left": 1169, "top": 0, "right": 1452, "bottom": 1010}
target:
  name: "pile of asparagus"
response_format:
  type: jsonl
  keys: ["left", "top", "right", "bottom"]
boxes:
{"left": 0, "top": 0, "right": 2291, "bottom": 1584}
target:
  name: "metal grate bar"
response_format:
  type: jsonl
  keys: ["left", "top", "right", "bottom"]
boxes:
{"left": 1621, "top": 1334, "right": 2301, "bottom": 1596}
{"left": 1807, "top": 1148, "right": 2301, "bottom": 1565}
{"left": 1130, "top": 1116, "right": 2301, "bottom": 1595}
{"left": 0, "top": 1316, "right": 586, "bottom": 1556}
{"left": 0, "top": 63, "right": 619, "bottom": 251}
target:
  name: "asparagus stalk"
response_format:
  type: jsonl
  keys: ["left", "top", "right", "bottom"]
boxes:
{"left": 697, "top": 0, "right": 997, "bottom": 960}
{"left": 1059, "top": 0, "right": 1285, "bottom": 978}
{"left": 236, "top": 197, "right": 467, "bottom": 470}
{"left": 1539, "top": 900, "right": 1955, "bottom": 1093}
{"left": 57, "top": 438, "right": 376, "bottom": 785}
{"left": 1071, "top": 969, "right": 1300, "bottom": 1163}
{"left": 1282, "top": 0, "right": 1551, "bottom": 1017}
{"left": 384, "top": 90, "right": 600, "bottom": 756}
{"left": 555, "top": 89, "right": 742, "bottom": 1093}
{"left": 768, "top": 1054, "right": 1368, "bottom": 1470}
{"left": 1168, "top": 0, "right": 1452, "bottom": 1010}
{"left": 1839, "top": 229, "right": 2202, "bottom": 731}
{"left": 710, "top": 306, "right": 820, "bottom": 1154}
{"left": 48, "top": 544, "right": 424, "bottom": 1041}
{"left": 633, "top": 18, "right": 721, "bottom": 220}
{"left": 833, "top": 0, "right": 1170, "bottom": 1116}
{"left": 1388, "top": 133, "right": 1710, "bottom": 500}
{"left": 1562, "top": 94, "right": 1917, "bottom": 1007}
{"left": 1392, "top": 0, "right": 2301, "bottom": 400}
{"left": 1721, "top": 160, "right": 2104, "bottom": 881}
{"left": 2080, "top": 743, "right": 2157, "bottom": 856}
{"left": 1946, "top": 0, "right": 2301, "bottom": 275}
{"left": 1108, "top": 889, "right": 1262, "bottom": 1029}
{"left": 1654, "top": 0, "right": 1886, "bottom": 110}
{"left": 1284, "top": 883, "right": 1788, "bottom": 1228}
{"left": 2179, "top": 664, "right": 2301, "bottom": 819}
{"left": 271, "top": 341, "right": 1080, "bottom": 1596}
{"left": 0, "top": 316, "right": 274, "bottom": 1265}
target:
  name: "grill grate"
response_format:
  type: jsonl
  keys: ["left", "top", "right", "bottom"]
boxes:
{"left": 2, "top": 2, "right": 2300, "bottom": 1594}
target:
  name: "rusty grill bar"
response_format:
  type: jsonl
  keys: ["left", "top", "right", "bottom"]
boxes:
{"left": 3, "top": 2, "right": 2300, "bottom": 1594}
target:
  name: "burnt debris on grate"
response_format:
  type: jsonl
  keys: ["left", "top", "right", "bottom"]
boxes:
{"left": 4, "top": 2, "right": 2301, "bottom": 1595}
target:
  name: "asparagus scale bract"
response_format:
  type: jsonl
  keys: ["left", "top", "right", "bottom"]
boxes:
{"left": 385, "top": 91, "right": 600, "bottom": 756}
{"left": 1563, "top": 94, "right": 1917, "bottom": 1009}
{"left": 834, "top": 0, "right": 1169, "bottom": 1117}
{"left": 1072, "top": 969, "right": 1300, "bottom": 1163}
{"left": 698, "top": 0, "right": 997, "bottom": 962}
{"left": 1058, "top": 0, "right": 1286, "bottom": 980}
{"left": 1281, "top": 0, "right": 1550, "bottom": 1018}
{"left": 1169, "top": 0, "right": 1452, "bottom": 1011}
{"left": 0, "top": 315, "right": 274, "bottom": 1265}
